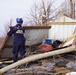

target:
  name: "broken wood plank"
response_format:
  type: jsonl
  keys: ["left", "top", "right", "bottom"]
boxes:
{"left": 54, "top": 67, "right": 71, "bottom": 73}
{"left": 8, "top": 66, "right": 46, "bottom": 73}
{"left": 3, "top": 60, "right": 13, "bottom": 64}
{"left": 10, "top": 26, "right": 51, "bottom": 29}
{"left": 62, "top": 34, "right": 76, "bottom": 47}
{"left": 0, "top": 60, "right": 13, "bottom": 65}
{"left": 48, "top": 22, "right": 76, "bottom": 25}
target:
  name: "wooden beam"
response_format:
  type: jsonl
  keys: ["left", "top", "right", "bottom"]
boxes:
{"left": 48, "top": 22, "right": 76, "bottom": 25}
{"left": 10, "top": 26, "right": 51, "bottom": 29}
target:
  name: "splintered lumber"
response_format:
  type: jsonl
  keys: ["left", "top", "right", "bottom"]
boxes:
{"left": 3, "top": 60, "right": 13, "bottom": 64}
{"left": 67, "top": 34, "right": 76, "bottom": 43}
{"left": 0, "top": 62, "right": 2, "bottom": 65}
{"left": 0, "top": 60, "right": 13, "bottom": 65}
{"left": 0, "top": 45, "right": 76, "bottom": 75}
{"left": 65, "top": 34, "right": 76, "bottom": 44}
{"left": 10, "top": 71, "right": 58, "bottom": 75}
{"left": 54, "top": 67, "right": 70, "bottom": 74}
{"left": 8, "top": 66, "right": 46, "bottom": 73}
{"left": 62, "top": 34, "right": 76, "bottom": 47}
{"left": 10, "top": 26, "right": 51, "bottom": 29}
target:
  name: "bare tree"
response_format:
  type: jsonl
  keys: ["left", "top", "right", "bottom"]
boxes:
{"left": 25, "top": 0, "right": 57, "bottom": 26}
{"left": 25, "top": 0, "right": 76, "bottom": 26}
{"left": 55, "top": 0, "right": 76, "bottom": 20}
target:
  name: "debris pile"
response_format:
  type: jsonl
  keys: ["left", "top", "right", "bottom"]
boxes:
{"left": 1, "top": 52, "right": 76, "bottom": 75}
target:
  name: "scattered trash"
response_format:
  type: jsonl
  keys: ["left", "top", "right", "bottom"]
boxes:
{"left": 55, "top": 61, "right": 68, "bottom": 67}
{"left": 66, "top": 61, "right": 76, "bottom": 71}
{"left": 42, "top": 61, "right": 55, "bottom": 71}
{"left": 63, "top": 53, "right": 76, "bottom": 61}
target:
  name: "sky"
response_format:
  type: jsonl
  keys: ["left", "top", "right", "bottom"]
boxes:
{"left": 0, "top": 0, "right": 34, "bottom": 22}
{"left": 0, "top": 0, "right": 64, "bottom": 37}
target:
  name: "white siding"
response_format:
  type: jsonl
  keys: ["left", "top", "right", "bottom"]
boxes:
{"left": 48, "top": 16, "right": 76, "bottom": 41}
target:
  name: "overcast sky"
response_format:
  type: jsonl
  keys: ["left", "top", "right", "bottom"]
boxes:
{"left": 0, "top": 0, "right": 64, "bottom": 37}
{"left": 0, "top": 0, "right": 64, "bottom": 19}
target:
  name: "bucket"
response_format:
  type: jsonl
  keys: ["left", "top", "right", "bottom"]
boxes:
{"left": 45, "top": 39, "right": 52, "bottom": 44}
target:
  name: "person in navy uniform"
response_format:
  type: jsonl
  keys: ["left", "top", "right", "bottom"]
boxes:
{"left": 7, "top": 18, "right": 26, "bottom": 62}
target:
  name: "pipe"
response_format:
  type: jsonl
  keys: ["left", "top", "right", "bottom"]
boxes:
{"left": 0, "top": 45, "right": 75, "bottom": 75}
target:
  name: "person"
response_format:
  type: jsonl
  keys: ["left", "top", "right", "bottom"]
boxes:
{"left": 7, "top": 18, "right": 26, "bottom": 62}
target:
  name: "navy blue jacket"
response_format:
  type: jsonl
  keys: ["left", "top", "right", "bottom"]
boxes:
{"left": 7, "top": 24, "right": 25, "bottom": 44}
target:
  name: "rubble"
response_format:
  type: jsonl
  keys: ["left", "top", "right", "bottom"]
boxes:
{"left": 1, "top": 51, "right": 76, "bottom": 75}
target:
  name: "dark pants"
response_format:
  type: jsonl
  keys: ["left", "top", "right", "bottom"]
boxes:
{"left": 13, "top": 42, "right": 26, "bottom": 62}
